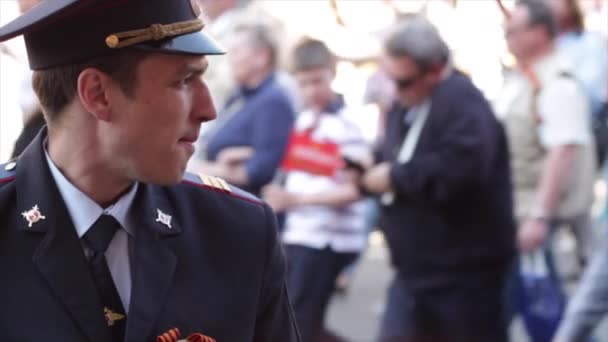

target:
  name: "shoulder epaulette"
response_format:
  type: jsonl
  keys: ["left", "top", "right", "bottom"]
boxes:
{"left": 181, "top": 172, "right": 263, "bottom": 205}
{"left": 0, "top": 160, "right": 17, "bottom": 184}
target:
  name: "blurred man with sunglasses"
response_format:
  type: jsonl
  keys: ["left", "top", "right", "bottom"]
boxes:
{"left": 360, "top": 16, "right": 515, "bottom": 342}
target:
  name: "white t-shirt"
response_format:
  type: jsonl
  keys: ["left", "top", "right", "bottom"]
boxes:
{"left": 281, "top": 107, "right": 369, "bottom": 253}
{"left": 536, "top": 58, "right": 592, "bottom": 148}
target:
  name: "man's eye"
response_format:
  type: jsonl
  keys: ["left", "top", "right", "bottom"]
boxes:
{"left": 185, "top": 74, "right": 201, "bottom": 83}
{"left": 174, "top": 73, "right": 201, "bottom": 87}
{"left": 175, "top": 77, "right": 191, "bottom": 86}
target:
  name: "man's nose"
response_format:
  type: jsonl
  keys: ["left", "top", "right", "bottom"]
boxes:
{"left": 192, "top": 80, "right": 217, "bottom": 123}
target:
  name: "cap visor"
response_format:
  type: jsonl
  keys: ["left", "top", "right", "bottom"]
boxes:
{"left": 0, "top": 0, "right": 79, "bottom": 41}
{"left": 136, "top": 31, "right": 225, "bottom": 56}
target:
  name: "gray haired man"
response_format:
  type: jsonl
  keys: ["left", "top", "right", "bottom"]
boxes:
{"left": 361, "top": 16, "right": 515, "bottom": 342}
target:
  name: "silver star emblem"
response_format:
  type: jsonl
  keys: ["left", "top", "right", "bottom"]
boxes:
{"left": 21, "top": 205, "right": 46, "bottom": 228}
{"left": 155, "top": 209, "right": 172, "bottom": 229}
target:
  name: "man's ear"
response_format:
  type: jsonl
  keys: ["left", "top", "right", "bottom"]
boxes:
{"left": 77, "top": 68, "right": 113, "bottom": 121}
{"left": 425, "top": 64, "right": 444, "bottom": 84}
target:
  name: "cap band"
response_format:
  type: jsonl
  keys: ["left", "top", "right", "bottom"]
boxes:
{"left": 105, "top": 18, "right": 204, "bottom": 49}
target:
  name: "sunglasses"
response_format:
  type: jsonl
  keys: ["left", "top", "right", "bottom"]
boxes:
{"left": 393, "top": 73, "right": 422, "bottom": 90}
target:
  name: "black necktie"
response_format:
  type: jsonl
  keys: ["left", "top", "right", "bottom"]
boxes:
{"left": 83, "top": 214, "right": 127, "bottom": 342}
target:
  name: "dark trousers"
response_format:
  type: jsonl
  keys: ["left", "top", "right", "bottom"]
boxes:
{"left": 377, "top": 271, "right": 509, "bottom": 342}
{"left": 286, "top": 244, "right": 358, "bottom": 342}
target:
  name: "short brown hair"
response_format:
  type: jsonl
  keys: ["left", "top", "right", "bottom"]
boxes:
{"left": 290, "top": 38, "right": 336, "bottom": 73}
{"left": 564, "top": 0, "right": 584, "bottom": 33}
{"left": 32, "top": 50, "right": 148, "bottom": 122}
{"left": 516, "top": 0, "right": 558, "bottom": 39}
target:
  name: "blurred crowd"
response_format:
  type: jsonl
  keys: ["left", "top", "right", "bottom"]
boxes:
{"left": 1, "top": 0, "right": 607, "bottom": 341}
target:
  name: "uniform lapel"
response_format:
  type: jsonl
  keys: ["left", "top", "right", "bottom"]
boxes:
{"left": 125, "top": 184, "right": 180, "bottom": 342}
{"left": 16, "top": 129, "right": 111, "bottom": 342}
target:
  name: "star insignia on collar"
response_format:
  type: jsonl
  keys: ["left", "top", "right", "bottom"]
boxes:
{"left": 104, "top": 307, "right": 125, "bottom": 327}
{"left": 156, "top": 209, "right": 172, "bottom": 229}
{"left": 21, "top": 205, "right": 46, "bottom": 227}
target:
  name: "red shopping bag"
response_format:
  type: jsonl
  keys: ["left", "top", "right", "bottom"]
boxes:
{"left": 281, "top": 130, "right": 343, "bottom": 177}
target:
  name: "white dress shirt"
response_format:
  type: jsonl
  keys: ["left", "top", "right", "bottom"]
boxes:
{"left": 44, "top": 152, "right": 137, "bottom": 312}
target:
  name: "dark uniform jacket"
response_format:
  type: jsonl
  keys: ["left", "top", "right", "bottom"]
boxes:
{"left": 0, "top": 130, "right": 299, "bottom": 342}
{"left": 378, "top": 71, "right": 516, "bottom": 286}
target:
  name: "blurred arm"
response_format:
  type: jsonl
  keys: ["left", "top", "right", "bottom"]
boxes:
{"left": 533, "top": 145, "right": 577, "bottom": 217}
{"left": 253, "top": 204, "right": 301, "bottom": 342}
{"left": 385, "top": 89, "right": 494, "bottom": 203}
{"left": 243, "top": 97, "right": 294, "bottom": 189}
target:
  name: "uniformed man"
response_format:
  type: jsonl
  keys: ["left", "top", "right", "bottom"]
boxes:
{"left": 0, "top": 1, "right": 300, "bottom": 341}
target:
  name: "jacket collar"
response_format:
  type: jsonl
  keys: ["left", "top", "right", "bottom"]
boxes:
{"left": 16, "top": 128, "right": 181, "bottom": 341}
{"left": 44, "top": 148, "right": 138, "bottom": 237}
{"left": 16, "top": 127, "right": 113, "bottom": 342}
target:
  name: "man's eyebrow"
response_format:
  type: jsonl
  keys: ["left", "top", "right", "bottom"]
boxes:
{"left": 178, "top": 60, "right": 209, "bottom": 76}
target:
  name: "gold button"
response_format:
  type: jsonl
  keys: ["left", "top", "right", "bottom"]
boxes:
{"left": 105, "top": 35, "right": 119, "bottom": 48}
{"left": 4, "top": 162, "right": 16, "bottom": 171}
